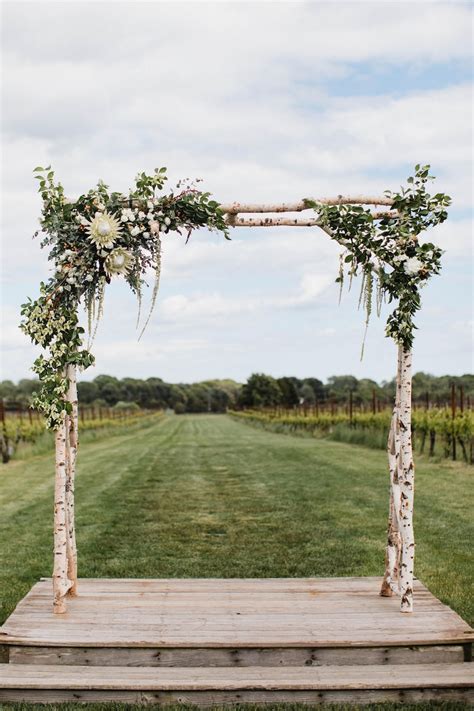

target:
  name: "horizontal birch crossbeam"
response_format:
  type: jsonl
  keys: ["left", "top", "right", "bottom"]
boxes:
{"left": 227, "top": 210, "right": 398, "bottom": 228}
{"left": 219, "top": 196, "right": 394, "bottom": 214}
{"left": 66, "top": 195, "right": 394, "bottom": 212}
{"left": 65, "top": 194, "right": 398, "bottom": 227}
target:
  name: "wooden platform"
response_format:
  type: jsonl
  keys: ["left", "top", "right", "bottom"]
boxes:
{"left": 0, "top": 577, "right": 472, "bottom": 704}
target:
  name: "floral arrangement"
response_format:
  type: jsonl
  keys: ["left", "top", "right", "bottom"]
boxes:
{"left": 306, "top": 165, "right": 451, "bottom": 354}
{"left": 21, "top": 167, "right": 228, "bottom": 428}
{"left": 21, "top": 164, "right": 449, "bottom": 430}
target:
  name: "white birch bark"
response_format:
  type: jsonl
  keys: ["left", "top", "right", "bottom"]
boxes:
{"left": 219, "top": 196, "right": 395, "bottom": 213}
{"left": 53, "top": 411, "right": 72, "bottom": 613}
{"left": 227, "top": 211, "right": 397, "bottom": 228}
{"left": 65, "top": 364, "right": 78, "bottom": 597}
{"left": 380, "top": 346, "right": 402, "bottom": 596}
{"left": 398, "top": 347, "right": 415, "bottom": 612}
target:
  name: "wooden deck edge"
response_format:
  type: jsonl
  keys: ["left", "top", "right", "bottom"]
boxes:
{"left": 1, "top": 634, "right": 473, "bottom": 648}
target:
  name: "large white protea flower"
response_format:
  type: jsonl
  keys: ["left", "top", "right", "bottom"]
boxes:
{"left": 86, "top": 212, "right": 122, "bottom": 248}
{"left": 105, "top": 247, "right": 133, "bottom": 277}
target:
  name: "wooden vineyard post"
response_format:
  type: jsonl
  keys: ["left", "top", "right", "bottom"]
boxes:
{"left": 65, "top": 364, "right": 78, "bottom": 597}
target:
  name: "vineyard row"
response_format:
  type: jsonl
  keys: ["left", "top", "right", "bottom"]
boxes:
{"left": 230, "top": 408, "right": 474, "bottom": 464}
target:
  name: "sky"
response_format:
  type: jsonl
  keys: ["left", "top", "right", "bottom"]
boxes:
{"left": 1, "top": 0, "right": 473, "bottom": 386}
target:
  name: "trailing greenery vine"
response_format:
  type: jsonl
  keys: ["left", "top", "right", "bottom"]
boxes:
{"left": 306, "top": 165, "right": 450, "bottom": 353}
{"left": 21, "top": 168, "right": 228, "bottom": 428}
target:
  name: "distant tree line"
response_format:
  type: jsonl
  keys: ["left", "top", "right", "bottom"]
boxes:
{"left": 1, "top": 372, "right": 473, "bottom": 414}
{"left": 238, "top": 373, "right": 474, "bottom": 409}
{"left": 0, "top": 376, "right": 241, "bottom": 414}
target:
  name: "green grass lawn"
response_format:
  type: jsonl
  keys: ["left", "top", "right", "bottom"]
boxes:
{"left": 0, "top": 413, "right": 472, "bottom": 711}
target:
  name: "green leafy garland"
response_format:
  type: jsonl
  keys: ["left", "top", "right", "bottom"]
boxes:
{"left": 21, "top": 168, "right": 228, "bottom": 428}
{"left": 21, "top": 164, "right": 449, "bottom": 430}
{"left": 306, "top": 165, "right": 450, "bottom": 353}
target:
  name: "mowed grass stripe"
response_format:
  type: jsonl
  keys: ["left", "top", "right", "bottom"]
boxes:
{"left": 1, "top": 414, "right": 472, "bottom": 628}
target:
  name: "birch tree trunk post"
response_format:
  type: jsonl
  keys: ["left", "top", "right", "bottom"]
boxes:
{"left": 380, "top": 346, "right": 403, "bottom": 597}
{"left": 53, "top": 410, "right": 72, "bottom": 614}
{"left": 65, "top": 364, "right": 78, "bottom": 597}
{"left": 398, "top": 348, "right": 415, "bottom": 612}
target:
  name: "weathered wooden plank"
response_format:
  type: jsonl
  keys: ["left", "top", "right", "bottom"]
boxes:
{"left": 8, "top": 644, "right": 466, "bottom": 667}
{"left": 34, "top": 576, "right": 428, "bottom": 592}
{"left": 1, "top": 688, "right": 473, "bottom": 704}
{"left": 26, "top": 594, "right": 439, "bottom": 606}
{"left": 2, "top": 632, "right": 472, "bottom": 649}
{"left": 0, "top": 663, "right": 472, "bottom": 690}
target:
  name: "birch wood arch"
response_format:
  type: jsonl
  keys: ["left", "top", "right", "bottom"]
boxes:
{"left": 21, "top": 166, "right": 450, "bottom": 614}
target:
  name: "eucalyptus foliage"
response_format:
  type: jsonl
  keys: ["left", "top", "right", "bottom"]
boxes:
{"left": 306, "top": 165, "right": 450, "bottom": 353}
{"left": 21, "top": 168, "right": 228, "bottom": 428}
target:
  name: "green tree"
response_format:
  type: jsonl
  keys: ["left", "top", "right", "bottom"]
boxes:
{"left": 277, "top": 377, "right": 299, "bottom": 408}
{"left": 77, "top": 381, "right": 99, "bottom": 403}
{"left": 326, "top": 375, "right": 358, "bottom": 403}
{"left": 239, "top": 374, "right": 282, "bottom": 408}
{"left": 94, "top": 375, "right": 121, "bottom": 405}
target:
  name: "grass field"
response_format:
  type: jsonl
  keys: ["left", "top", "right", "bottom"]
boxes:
{"left": 0, "top": 413, "right": 472, "bottom": 711}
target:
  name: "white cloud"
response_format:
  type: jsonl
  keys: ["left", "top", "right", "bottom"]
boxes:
{"left": 1, "top": 1, "right": 472, "bottom": 383}
{"left": 427, "top": 218, "right": 473, "bottom": 257}
{"left": 159, "top": 271, "right": 335, "bottom": 324}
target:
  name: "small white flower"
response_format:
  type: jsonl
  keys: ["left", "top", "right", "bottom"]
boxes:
{"left": 149, "top": 221, "right": 160, "bottom": 234}
{"left": 404, "top": 257, "right": 424, "bottom": 275}
{"left": 393, "top": 254, "right": 408, "bottom": 264}
{"left": 147, "top": 200, "right": 154, "bottom": 210}
{"left": 80, "top": 216, "right": 89, "bottom": 226}
{"left": 121, "top": 208, "right": 136, "bottom": 222}
{"left": 164, "top": 216, "right": 171, "bottom": 226}
{"left": 130, "top": 225, "right": 140, "bottom": 236}
{"left": 85, "top": 274, "right": 94, "bottom": 282}
{"left": 143, "top": 231, "right": 149, "bottom": 238}
{"left": 138, "top": 211, "right": 146, "bottom": 220}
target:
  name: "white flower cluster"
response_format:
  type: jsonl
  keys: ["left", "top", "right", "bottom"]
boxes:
{"left": 392, "top": 254, "right": 424, "bottom": 276}
{"left": 121, "top": 208, "right": 136, "bottom": 223}
{"left": 119, "top": 204, "right": 173, "bottom": 241}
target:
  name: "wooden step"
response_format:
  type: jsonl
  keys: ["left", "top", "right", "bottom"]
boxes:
{"left": 0, "top": 663, "right": 472, "bottom": 704}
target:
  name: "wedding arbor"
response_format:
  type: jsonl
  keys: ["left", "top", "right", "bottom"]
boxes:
{"left": 21, "top": 165, "right": 451, "bottom": 615}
